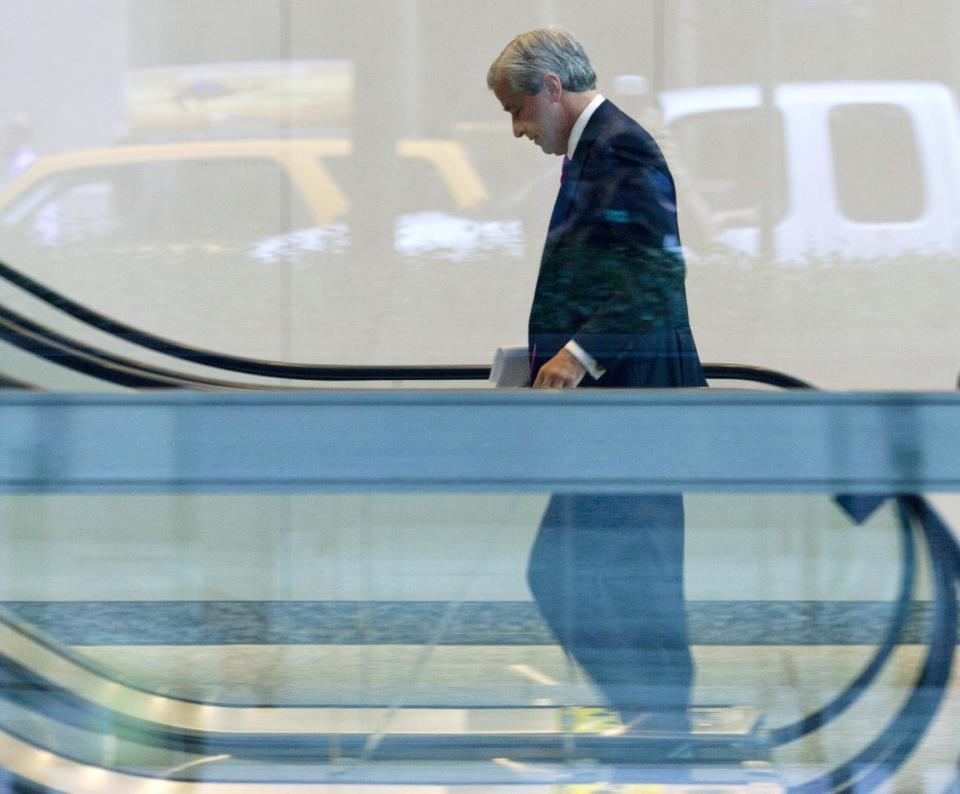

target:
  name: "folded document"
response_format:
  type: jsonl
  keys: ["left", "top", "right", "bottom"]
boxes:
{"left": 490, "top": 346, "right": 530, "bottom": 387}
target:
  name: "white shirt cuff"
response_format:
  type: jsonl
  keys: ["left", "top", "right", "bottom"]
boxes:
{"left": 564, "top": 340, "right": 606, "bottom": 380}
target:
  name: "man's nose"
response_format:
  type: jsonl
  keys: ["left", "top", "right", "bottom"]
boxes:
{"left": 512, "top": 120, "right": 524, "bottom": 138}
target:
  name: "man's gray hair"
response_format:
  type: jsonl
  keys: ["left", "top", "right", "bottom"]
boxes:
{"left": 487, "top": 27, "right": 597, "bottom": 95}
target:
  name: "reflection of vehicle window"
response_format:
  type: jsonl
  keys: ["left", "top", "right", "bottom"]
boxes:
{"left": 2, "top": 180, "right": 114, "bottom": 245}
{"left": 397, "top": 159, "right": 456, "bottom": 214}
{"left": 670, "top": 108, "right": 786, "bottom": 228}
{"left": 3, "top": 158, "right": 314, "bottom": 246}
{"left": 52, "top": 182, "right": 118, "bottom": 242}
{"left": 321, "top": 156, "right": 457, "bottom": 215}
{"left": 311, "top": 153, "right": 520, "bottom": 261}
{"left": 830, "top": 104, "right": 924, "bottom": 223}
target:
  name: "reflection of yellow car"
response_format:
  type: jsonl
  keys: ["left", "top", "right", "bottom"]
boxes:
{"left": 0, "top": 137, "right": 489, "bottom": 240}
{"left": 0, "top": 136, "right": 523, "bottom": 364}
{"left": 0, "top": 137, "right": 526, "bottom": 270}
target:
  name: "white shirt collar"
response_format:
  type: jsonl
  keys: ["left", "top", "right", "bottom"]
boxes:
{"left": 567, "top": 94, "right": 605, "bottom": 159}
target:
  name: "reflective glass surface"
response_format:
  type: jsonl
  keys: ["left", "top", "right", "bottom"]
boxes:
{"left": 0, "top": 488, "right": 957, "bottom": 791}
{"left": 1, "top": 1, "right": 959, "bottom": 386}
{"left": 1, "top": 2, "right": 959, "bottom": 793}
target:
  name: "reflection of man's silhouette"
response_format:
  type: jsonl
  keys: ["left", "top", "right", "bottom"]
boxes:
{"left": 488, "top": 28, "right": 706, "bottom": 731}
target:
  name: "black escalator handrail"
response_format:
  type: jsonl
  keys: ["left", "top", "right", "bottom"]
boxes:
{"left": 768, "top": 497, "right": 916, "bottom": 748}
{"left": 0, "top": 258, "right": 828, "bottom": 387}
{"left": 0, "top": 304, "right": 264, "bottom": 390}
{"left": 703, "top": 363, "right": 813, "bottom": 390}
{"left": 0, "top": 371, "right": 36, "bottom": 391}
{"left": 0, "top": 302, "right": 346, "bottom": 391}
{"left": 0, "top": 306, "right": 192, "bottom": 390}
{"left": 789, "top": 496, "right": 958, "bottom": 794}
{"left": 730, "top": 376, "right": 960, "bottom": 794}
{"left": 0, "top": 259, "right": 490, "bottom": 381}
{"left": 704, "top": 362, "right": 939, "bottom": 768}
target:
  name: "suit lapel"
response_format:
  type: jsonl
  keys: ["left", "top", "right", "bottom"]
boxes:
{"left": 543, "top": 100, "right": 611, "bottom": 259}
{"left": 546, "top": 172, "right": 576, "bottom": 236}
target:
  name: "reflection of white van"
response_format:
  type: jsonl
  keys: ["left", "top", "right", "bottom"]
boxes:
{"left": 659, "top": 81, "right": 960, "bottom": 262}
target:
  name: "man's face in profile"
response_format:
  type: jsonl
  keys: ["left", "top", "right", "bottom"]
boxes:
{"left": 493, "top": 77, "right": 565, "bottom": 156}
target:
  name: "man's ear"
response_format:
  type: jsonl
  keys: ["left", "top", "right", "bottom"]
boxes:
{"left": 541, "top": 72, "right": 563, "bottom": 101}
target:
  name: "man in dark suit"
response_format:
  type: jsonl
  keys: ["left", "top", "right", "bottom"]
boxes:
{"left": 488, "top": 28, "right": 706, "bottom": 732}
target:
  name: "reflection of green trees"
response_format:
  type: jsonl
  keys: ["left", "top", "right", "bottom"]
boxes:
{"left": 531, "top": 243, "right": 688, "bottom": 335}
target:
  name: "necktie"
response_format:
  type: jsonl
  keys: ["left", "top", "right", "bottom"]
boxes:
{"left": 561, "top": 155, "right": 571, "bottom": 184}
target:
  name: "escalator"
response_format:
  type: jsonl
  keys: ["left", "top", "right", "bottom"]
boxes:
{"left": 0, "top": 257, "right": 957, "bottom": 791}
{"left": 0, "top": 483, "right": 954, "bottom": 790}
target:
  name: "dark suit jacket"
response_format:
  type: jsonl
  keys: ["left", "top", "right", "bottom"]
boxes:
{"left": 529, "top": 99, "right": 706, "bottom": 389}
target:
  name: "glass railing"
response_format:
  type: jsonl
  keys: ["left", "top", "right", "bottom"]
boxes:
{"left": 0, "top": 387, "right": 956, "bottom": 792}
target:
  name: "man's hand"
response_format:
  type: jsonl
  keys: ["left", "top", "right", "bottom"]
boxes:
{"left": 533, "top": 348, "right": 587, "bottom": 389}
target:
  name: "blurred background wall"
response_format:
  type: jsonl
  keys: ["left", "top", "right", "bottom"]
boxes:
{"left": 2, "top": 0, "right": 959, "bottom": 387}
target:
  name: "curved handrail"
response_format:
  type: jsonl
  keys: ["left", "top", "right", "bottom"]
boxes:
{"left": 0, "top": 306, "right": 217, "bottom": 390}
{"left": 0, "top": 302, "right": 342, "bottom": 391}
{"left": 710, "top": 355, "right": 955, "bottom": 790}
{"left": 768, "top": 496, "right": 916, "bottom": 747}
{"left": 0, "top": 370, "right": 36, "bottom": 390}
{"left": 714, "top": 370, "right": 927, "bottom": 758}
{"left": 703, "top": 363, "right": 813, "bottom": 390}
{"left": 0, "top": 257, "right": 828, "bottom": 390}
{"left": 789, "top": 496, "right": 958, "bottom": 794}
{"left": 0, "top": 259, "right": 490, "bottom": 381}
